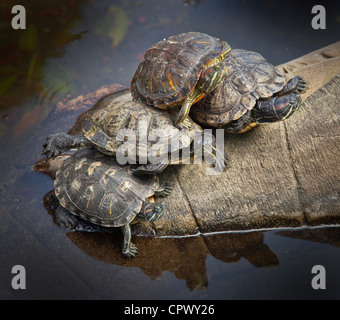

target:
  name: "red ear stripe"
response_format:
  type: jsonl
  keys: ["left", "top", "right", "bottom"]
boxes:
{"left": 202, "top": 68, "right": 213, "bottom": 78}
{"left": 274, "top": 100, "right": 290, "bottom": 111}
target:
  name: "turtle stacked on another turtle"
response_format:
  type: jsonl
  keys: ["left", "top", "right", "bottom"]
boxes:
{"left": 42, "top": 90, "right": 229, "bottom": 175}
{"left": 130, "top": 32, "right": 307, "bottom": 133}
{"left": 130, "top": 32, "right": 231, "bottom": 130}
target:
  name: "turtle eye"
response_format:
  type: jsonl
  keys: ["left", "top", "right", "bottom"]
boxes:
{"left": 214, "top": 66, "right": 220, "bottom": 71}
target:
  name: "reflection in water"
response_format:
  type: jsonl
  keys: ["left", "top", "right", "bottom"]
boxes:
{"left": 0, "top": 1, "right": 86, "bottom": 138}
{"left": 183, "top": 0, "right": 203, "bottom": 8}
{"left": 0, "top": 1, "right": 84, "bottom": 103}
{"left": 204, "top": 232, "right": 278, "bottom": 268}
{"left": 276, "top": 228, "right": 340, "bottom": 249}
{"left": 42, "top": 187, "right": 340, "bottom": 293}
{"left": 43, "top": 187, "right": 278, "bottom": 291}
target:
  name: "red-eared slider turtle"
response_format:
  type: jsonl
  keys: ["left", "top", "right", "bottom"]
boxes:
{"left": 54, "top": 148, "right": 172, "bottom": 258}
{"left": 42, "top": 91, "right": 228, "bottom": 174}
{"left": 130, "top": 32, "right": 231, "bottom": 129}
{"left": 191, "top": 49, "right": 308, "bottom": 133}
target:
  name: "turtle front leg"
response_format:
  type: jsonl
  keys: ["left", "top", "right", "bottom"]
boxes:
{"left": 175, "top": 87, "right": 202, "bottom": 130}
{"left": 54, "top": 206, "right": 79, "bottom": 230}
{"left": 121, "top": 224, "right": 137, "bottom": 258}
{"left": 42, "top": 133, "right": 91, "bottom": 159}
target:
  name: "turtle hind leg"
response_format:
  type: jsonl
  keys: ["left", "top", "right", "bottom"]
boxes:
{"left": 42, "top": 133, "right": 90, "bottom": 159}
{"left": 277, "top": 75, "right": 308, "bottom": 96}
{"left": 154, "top": 183, "right": 172, "bottom": 197}
{"left": 252, "top": 92, "right": 302, "bottom": 124}
{"left": 121, "top": 224, "right": 137, "bottom": 258}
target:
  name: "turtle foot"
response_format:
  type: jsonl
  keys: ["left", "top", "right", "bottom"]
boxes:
{"left": 154, "top": 183, "right": 172, "bottom": 197}
{"left": 175, "top": 118, "right": 194, "bottom": 130}
{"left": 54, "top": 206, "right": 79, "bottom": 230}
{"left": 294, "top": 76, "right": 308, "bottom": 93}
{"left": 42, "top": 133, "right": 75, "bottom": 159}
{"left": 122, "top": 242, "right": 138, "bottom": 258}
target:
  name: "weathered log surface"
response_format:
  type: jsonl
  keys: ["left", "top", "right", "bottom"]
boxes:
{"left": 276, "top": 41, "right": 340, "bottom": 100}
{"left": 36, "top": 42, "right": 340, "bottom": 237}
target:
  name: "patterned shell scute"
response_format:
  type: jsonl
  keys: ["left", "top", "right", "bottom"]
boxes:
{"left": 54, "top": 148, "right": 159, "bottom": 227}
{"left": 193, "top": 49, "right": 286, "bottom": 127}
{"left": 130, "top": 32, "right": 226, "bottom": 107}
{"left": 82, "top": 92, "right": 203, "bottom": 161}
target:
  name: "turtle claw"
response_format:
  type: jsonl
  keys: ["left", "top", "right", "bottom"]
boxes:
{"left": 132, "top": 161, "right": 169, "bottom": 175}
{"left": 47, "top": 150, "right": 55, "bottom": 160}
{"left": 295, "top": 76, "right": 308, "bottom": 93}
{"left": 130, "top": 243, "right": 138, "bottom": 252}
{"left": 122, "top": 242, "right": 138, "bottom": 258}
{"left": 175, "top": 118, "right": 194, "bottom": 130}
{"left": 42, "top": 133, "right": 74, "bottom": 159}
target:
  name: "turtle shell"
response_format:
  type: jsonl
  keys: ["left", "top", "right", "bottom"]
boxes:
{"left": 54, "top": 148, "right": 159, "bottom": 227}
{"left": 192, "top": 49, "right": 286, "bottom": 127}
{"left": 82, "top": 91, "right": 203, "bottom": 163}
{"left": 130, "top": 32, "right": 231, "bottom": 109}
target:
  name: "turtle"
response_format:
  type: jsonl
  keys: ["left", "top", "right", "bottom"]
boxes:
{"left": 42, "top": 90, "right": 229, "bottom": 174}
{"left": 53, "top": 148, "right": 172, "bottom": 258}
{"left": 190, "top": 49, "right": 308, "bottom": 133}
{"left": 130, "top": 32, "right": 231, "bottom": 130}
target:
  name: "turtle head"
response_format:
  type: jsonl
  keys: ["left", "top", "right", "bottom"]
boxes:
{"left": 253, "top": 93, "right": 302, "bottom": 124}
{"left": 198, "top": 62, "right": 228, "bottom": 93}
{"left": 197, "top": 40, "right": 230, "bottom": 93}
{"left": 140, "top": 202, "right": 166, "bottom": 223}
